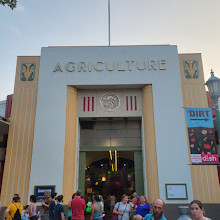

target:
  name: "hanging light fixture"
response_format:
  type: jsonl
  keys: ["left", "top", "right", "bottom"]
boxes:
{"left": 111, "top": 164, "right": 114, "bottom": 171}
{"left": 115, "top": 150, "right": 117, "bottom": 171}
{"left": 109, "top": 150, "right": 113, "bottom": 160}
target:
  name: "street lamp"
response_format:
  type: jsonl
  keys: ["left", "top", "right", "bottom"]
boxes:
{"left": 205, "top": 69, "right": 220, "bottom": 140}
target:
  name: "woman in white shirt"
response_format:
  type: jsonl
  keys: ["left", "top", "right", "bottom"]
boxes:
{"left": 113, "top": 195, "right": 133, "bottom": 220}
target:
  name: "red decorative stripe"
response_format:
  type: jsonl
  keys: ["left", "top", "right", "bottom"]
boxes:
{"left": 126, "top": 96, "right": 128, "bottom": 111}
{"left": 135, "top": 96, "right": 137, "bottom": 111}
{"left": 83, "top": 97, "right": 85, "bottom": 111}
{"left": 92, "top": 97, "right": 94, "bottom": 111}
{"left": 88, "top": 97, "right": 90, "bottom": 111}
{"left": 130, "top": 96, "right": 133, "bottom": 111}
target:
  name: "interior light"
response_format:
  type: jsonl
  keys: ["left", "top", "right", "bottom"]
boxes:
{"left": 115, "top": 150, "right": 117, "bottom": 171}
{"left": 111, "top": 164, "right": 114, "bottom": 171}
{"left": 109, "top": 150, "right": 113, "bottom": 160}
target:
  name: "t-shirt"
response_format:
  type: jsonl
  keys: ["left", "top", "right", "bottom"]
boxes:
{"left": 68, "top": 209, "right": 72, "bottom": 218}
{"left": 6, "top": 202, "right": 24, "bottom": 220}
{"left": 115, "top": 202, "right": 131, "bottom": 220}
{"left": 136, "top": 203, "right": 150, "bottom": 217}
{"left": 86, "top": 202, "right": 92, "bottom": 213}
{"left": 144, "top": 213, "right": 167, "bottom": 220}
{"left": 54, "top": 204, "right": 64, "bottom": 220}
{"left": 49, "top": 200, "right": 56, "bottom": 219}
{"left": 110, "top": 196, "right": 116, "bottom": 206}
{"left": 71, "top": 197, "right": 86, "bottom": 220}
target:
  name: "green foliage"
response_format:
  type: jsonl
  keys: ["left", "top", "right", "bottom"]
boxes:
{"left": 0, "top": 0, "right": 17, "bottom": 9}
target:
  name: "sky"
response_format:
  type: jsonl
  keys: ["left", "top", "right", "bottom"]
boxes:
{"left": 0, "top": 0, "right": 220, "bottom": 101}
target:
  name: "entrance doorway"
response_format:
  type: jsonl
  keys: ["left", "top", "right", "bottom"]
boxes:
{"left": 78, "top": 118, "right": 144, "bottom": 198}
{"left": 79, "top": 150, "right": 144, "bottom": 198}
{"left": 85, "top": 151, "right": 135, "bottom": 197}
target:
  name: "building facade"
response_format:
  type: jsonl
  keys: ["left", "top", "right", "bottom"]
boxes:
{"left": 1, "top": 45, "right": 220, "bottom": 207}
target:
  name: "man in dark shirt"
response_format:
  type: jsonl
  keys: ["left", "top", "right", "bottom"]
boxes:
{"left": 54, "top": 195, "right": 65, "bottom": 220}
{"left": 49, "top": 193, "right": 57, "bottom": 220}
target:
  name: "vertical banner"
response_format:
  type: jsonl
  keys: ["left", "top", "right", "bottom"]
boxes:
{"left": 185, "top": 107, "right": 219, "bottom": 164}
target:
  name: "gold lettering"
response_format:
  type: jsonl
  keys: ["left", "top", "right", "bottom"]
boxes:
{"left": 78, "top": 62, "right": 87, "bottom": 72}
{"left": 65, "top": 62, "right": 75, "bottom": 72}
{"left": 53, "top": 62, "right": 63, "bottom": 72}
{"left": 159, "top": 60, "right": 166, "bottom": 70}
{"left": 106, "top": 62, "right": 115, "bottom": 71}
{"left": 94, "top": 62, "right": 104, "bottom": 71}
{"left": 55, "top": 59, "right": 167, "bottom": 72}
{"left": 137, "top": 61, "right": 146, "bottom": 71}
{"left": 88, "top": 62, "right": 92, "bottom": 72}
{"left": 126, "top": 61, "right": 134, "bottom": 71}
{"left": 118, "top": 61, "right": 126, "bottom": 71}
{"left": 148, "top": 60, "right": 157, "bottom": 70}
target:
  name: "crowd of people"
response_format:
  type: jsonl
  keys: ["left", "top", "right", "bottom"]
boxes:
{"left": 3, "top": 192, "right": 212, "bottom": 220}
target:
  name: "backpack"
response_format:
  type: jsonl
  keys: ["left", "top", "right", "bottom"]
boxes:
{"left": 9, "top": 204, "right": 21, "bottom": 220}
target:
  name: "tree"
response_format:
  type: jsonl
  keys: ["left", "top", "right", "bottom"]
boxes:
{"left": 0, "top": 0, "right": 17, "bottom": 9}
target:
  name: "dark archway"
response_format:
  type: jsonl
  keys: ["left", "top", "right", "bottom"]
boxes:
{"left": 85, "top": 152, "right": 135, "bottom": 197}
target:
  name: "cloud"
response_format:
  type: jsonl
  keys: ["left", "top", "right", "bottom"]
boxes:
{"left": 14, "top": 4, "right": 25, "bottom": 13}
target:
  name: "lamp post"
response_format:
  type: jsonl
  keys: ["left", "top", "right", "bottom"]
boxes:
{"left": 205, "top": 69, "right": 220, "bottom": 141}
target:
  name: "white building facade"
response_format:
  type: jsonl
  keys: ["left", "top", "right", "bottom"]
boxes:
{"left": 1, "top": 45, "right": 219, "bottom": 207}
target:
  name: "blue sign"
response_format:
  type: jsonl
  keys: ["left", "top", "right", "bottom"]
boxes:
{"left": 34, "top": 185, "right": 55, "bottom": 201}
{"left": 185, "top": 107, "right": 219, "bottom": 164}
{"left": 185, "top": 107, "right": 214, "bottom": 128}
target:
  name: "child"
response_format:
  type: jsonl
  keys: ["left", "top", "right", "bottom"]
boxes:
{"left": 21, "top": 205, "right": 29, "bottom": 220}
{"left": 133, "top": 215, "right": 143, "bottom": 220}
